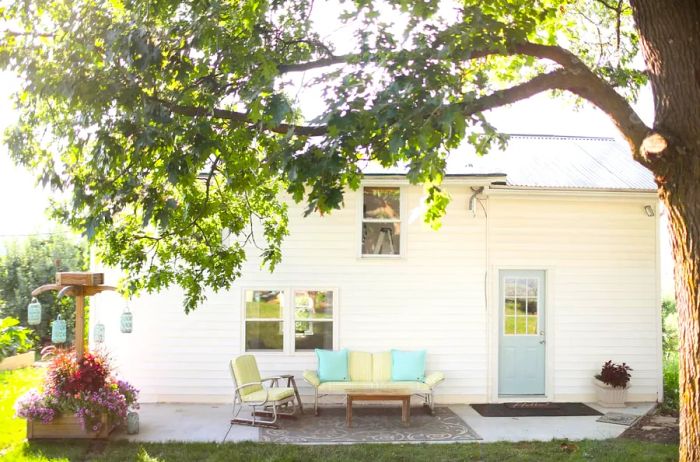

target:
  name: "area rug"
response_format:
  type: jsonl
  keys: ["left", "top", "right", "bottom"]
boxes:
{"left": 597, "top": 412, "right": 640, "bottom": 426}
{"left": 471, "top": 402, "right": 603, "bottom": 417}
{"left": 260, "top": 406, "right": 481, "bottom": 443}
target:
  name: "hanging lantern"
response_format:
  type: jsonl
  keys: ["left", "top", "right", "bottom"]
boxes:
{"left": 27, "top": 297, "right": 42, "bottom": 325}
{"left": 94, "top": 322, "right": 105, "bottom": 343}
{"left": 120, "top": 306, "right": 133, "bottom": 333}
{"left": 51, "top": 314, "right": 67, "bottom": 344}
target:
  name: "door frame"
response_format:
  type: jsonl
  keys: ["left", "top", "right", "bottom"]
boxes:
{"left": 488, "top": 266, "right": 555, "bottom": 402}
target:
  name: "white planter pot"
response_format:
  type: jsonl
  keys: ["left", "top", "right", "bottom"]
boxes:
{"left": 592, "top": 378, "right": 628, "bottom": 408}
{"left": 0, "top": 351, "right": 35, "bottom": 371}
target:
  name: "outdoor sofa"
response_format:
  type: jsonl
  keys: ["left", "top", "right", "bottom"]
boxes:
{"left": 303, "top": 350, "right": 445, "bottom": 415}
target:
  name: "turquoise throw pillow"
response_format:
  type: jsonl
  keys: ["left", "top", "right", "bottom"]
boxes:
{"left": 316, "top": 349, "right": 349, "bottom": 382}
{"left": 391, "top": 349, "right": 426, "bottom": 381}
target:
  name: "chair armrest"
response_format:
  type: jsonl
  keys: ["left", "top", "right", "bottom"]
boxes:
{"left": 261, "top": 376, "right": 283, "bottom": 387}
{"left": 303, "top": 370, "right": 320, "bottom": 388}
{"left": 424, "top": 372, "right": 445, "bottom": 388}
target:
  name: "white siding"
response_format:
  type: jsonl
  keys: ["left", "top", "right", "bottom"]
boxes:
{"left": 92, "top": 184, "right": 660, "bottom": 404}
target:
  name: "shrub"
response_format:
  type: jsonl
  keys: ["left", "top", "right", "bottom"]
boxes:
{"left": 15, "top": 350, "right": 138, "bottom": 432}
{"left": 0, "top": 316, "right": 35, "bottom": 361}
{"left": 596, "top": 360, "right": 633, "bottom": 388}
{"left": 663, "top": 353, "right": 680, "bottom": 411}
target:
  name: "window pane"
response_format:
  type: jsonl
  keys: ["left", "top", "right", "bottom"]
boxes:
{"left": 245, "top": 290, "right": 283, "bottom": 319}
{"left": 362, "top": 222, "right": 400, "bottom": 255}
{"left": 295, "top": 290, "right": 333, "bottom": 320}
{"left": 504, "top": 316, "right": 516, "bottom": 335}
{"left": 516, "top": 279, "right": 527, "bottom": 296}
{"left": 295, "top": 321, "right": 333, "bottom": 350}
{"left": 515, "top": 316, "right": 528, "bottom": 335}
{"left": 504, "top": 298, "right": 516, "bottom": 315}
{"left": 527, "top": 278, "right": 538, "bottom": 297}
{"left": 527, "top": 316, "right": 538, "bottom": 335}
{"left": 363, "top": 187, "right": 400, "bottom": 219}
{"left": 505, "top": 279, "right": 516, "bottom": 297}
{"left": 245, "top": 321, "right": 283, "bottom": 350}
{"left": 526, "top": 299, "right": 538, "bottom": 315}
{"left": 515, "top": 299, "right": 527, "bottom": 315}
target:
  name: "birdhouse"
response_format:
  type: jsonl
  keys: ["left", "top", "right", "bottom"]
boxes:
{"left": 27, "top": 297, "right": 42, "bottom": 325}
{"left": 94, "top": 322, "right": 105, "bottom": 343}
{"left": 120, "top": 306, "right": 133, "bottom": 333}
{"left": 51, "top": 315, "right": 67, "bottom": 344}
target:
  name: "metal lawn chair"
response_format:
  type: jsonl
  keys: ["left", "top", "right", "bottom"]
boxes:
{"left": 228, "top": 354, "right": 298, "bottom": 428}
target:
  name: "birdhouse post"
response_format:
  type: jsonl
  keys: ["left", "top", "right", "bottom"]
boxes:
{"left": 32, "top": 272, "right": 115, "bottom": 359}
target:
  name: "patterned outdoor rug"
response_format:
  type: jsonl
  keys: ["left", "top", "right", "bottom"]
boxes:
{"left": 260, "top": 406, "right": 481, "bottom": 443}
{"left": 597, "top": 412, "right": 641, "bottom": 426}
{"left": 471, "top": 402, "right": 603, "bottom": 417}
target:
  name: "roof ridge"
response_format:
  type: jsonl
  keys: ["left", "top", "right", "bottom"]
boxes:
{"left": 506, "top": 133, "right": 615, "bottom": 142}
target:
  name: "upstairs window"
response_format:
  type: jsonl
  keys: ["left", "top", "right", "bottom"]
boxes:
{"left": 362, "top": 187, "right": 401, "bottom": 256}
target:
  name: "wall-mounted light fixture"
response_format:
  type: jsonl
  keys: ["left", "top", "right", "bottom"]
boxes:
{"left": 644, "top": 205, "right": 655, "bottom": 217}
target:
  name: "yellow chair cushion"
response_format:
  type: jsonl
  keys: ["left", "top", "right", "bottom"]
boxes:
{"left": 241, "top": 387, "right": 295, "bottom": 403}
{"left": 348, "top": 352, "right": 373, "bottom": 381}
{"left": 231, "top": 355, "right": 262, "bottom": 396}
{"left": 372, "top": 352, "right": 392, "bottom": 382}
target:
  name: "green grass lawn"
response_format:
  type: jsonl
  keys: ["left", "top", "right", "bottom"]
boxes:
{"left": 0, "top": 368, "right": 679, "bottom": 462}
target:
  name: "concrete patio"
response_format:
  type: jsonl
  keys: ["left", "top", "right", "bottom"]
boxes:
{"left": 111, "top": 401, "right": 656, "bottom": 443}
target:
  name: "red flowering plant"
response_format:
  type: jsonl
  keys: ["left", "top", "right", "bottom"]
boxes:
{"left": 15, "top": 350, "right": 139, "bottom": 432}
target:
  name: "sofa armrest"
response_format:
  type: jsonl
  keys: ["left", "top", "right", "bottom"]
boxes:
{"left": 424, "top": 372, "right": 445, "bottom": 388}
{"left": 303, "top": 370, "right": 320, "bottom": 388}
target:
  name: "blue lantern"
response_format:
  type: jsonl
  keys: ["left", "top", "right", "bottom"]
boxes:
{"left": 27, "top": 297, "right": 42, "bottom": 325}
{"left": 94, "top": 322, "right": 105, "bottom": 343}
{"left": 51, "top": 314, "right": 67, "bottom": 344}
{"left": 120, "top": 306, "right": 133, "bottom": 333}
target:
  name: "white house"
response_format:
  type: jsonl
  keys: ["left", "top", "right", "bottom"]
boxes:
{"left": 91, "top": 134, "right": 662, "bottom": 405}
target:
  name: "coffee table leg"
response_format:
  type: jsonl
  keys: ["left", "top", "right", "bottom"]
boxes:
{"left": 402, "top": 397, "right": 410, "bottom": 426}
{"left": 346, "top": 396, "right": 353, "bottom": 427}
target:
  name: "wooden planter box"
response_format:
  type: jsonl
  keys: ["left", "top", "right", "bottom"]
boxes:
{"left": 27, "top": 414, "right": 115, "bottom": 440}
{"left": 0, "top": 351, "right": 35, "bottom": 371}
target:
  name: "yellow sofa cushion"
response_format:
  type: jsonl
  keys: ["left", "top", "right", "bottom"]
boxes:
{"left": 348, "top": 352, "right": 373, "bottom": 381}
{"left": 318, "top": 381, "right": 430, "bottom": 393}
{"left": 372, "top": 352, "right": 392, "bottom": 382}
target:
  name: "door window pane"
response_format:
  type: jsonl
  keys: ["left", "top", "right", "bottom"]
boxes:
{"left": 362, "top": 222, "right": 401, "bottom": 255}
{"left": 245, "top": 321, "right": 283, "bottom": 351}
{"left": 505, "top": 316, "right": 516, "bottom": 335}
{"left": 505, "top": 298, "right": 516, "bottom": 315}
{"left": 527, "top": 316, "right": 538, "bottom": 335}
{"left": 363, "top": 187, "right": 400, "bottom": 219}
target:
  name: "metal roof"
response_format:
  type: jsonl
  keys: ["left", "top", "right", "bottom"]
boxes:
{"left": 362, "top": 134, "right": 657, "bottom": 191}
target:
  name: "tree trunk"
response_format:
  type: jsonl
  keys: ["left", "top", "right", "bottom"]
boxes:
{"left": 630, "top": 1, "right": 700, "bottom": 460}
{"left": 658, "top": 164, "right": 700, "bottom": 461}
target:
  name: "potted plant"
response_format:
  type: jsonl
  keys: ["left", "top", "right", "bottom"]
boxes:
{"left": 593, "top": 360, "right": 632, "bottom": 407}
{"left": 0, "top": 317, "right": 36, "bottom": 370}
{"left": 15, "top": 349, "right": 139, "bottom": 439}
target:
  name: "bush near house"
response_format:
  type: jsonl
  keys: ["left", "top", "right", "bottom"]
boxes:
{"left": 661, "top": 297, "right": 679, "bottom": 412}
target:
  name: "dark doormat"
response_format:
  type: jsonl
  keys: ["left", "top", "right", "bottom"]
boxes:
{"left": 471, "top": 402, "right": 603, "bottom": 417}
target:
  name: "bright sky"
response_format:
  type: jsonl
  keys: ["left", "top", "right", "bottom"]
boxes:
{"left": 0, "top": 9, "right": 675, "bottom": 295}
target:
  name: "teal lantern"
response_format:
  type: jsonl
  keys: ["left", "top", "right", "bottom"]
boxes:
{"left": 94, "top": 322, "right": 105, "bottom": 343}
{"left": 120, "top": 306, "right": 133, "bottom": 333}
{"left": 51, "top": 314, "right": 67, "bottom": 344}
{"left": 27, "top": 297, "right": 42, "bottom": 325}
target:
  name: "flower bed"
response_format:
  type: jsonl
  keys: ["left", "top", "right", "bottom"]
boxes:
{"left": 15, "top": 350, "right": 138, "bottom": 439}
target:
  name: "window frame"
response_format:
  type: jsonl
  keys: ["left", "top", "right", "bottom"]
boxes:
{"left": 359, "top": 185, "right": 404, "bottom": 258}
{"left": 242, "top": 287, "right": 339, "bottom": 355}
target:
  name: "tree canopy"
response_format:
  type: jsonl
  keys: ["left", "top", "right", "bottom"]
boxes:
{"left": 0, "top": 0, "right": 656, "bottom": 312}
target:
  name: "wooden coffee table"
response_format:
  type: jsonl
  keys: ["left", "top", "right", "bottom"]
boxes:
{"left": 345, "top": 389, "right": 412, "bottom": 427}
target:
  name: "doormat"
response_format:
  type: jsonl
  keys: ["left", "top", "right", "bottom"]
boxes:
{"left": 260, "top": 406, "right": 481, "bottom": 443}
{"left": 597, "top": 413, "right": 640, "bottom": 426}
{"left": 471, "top": 402, "right": 603, "bottom": 417}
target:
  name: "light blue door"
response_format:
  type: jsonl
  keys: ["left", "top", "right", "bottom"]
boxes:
{"left": 499, "top": 270, "right": 546, "bottom": 395}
